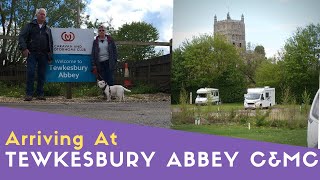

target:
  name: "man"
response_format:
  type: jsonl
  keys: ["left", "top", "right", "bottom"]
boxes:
{"left": 18, "top": 8, "right": 53, "bottom": 101}
{"left": 91, "top": 25, "right": 118, "bottom": 86}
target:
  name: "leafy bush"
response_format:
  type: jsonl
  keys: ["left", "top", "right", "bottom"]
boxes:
{"left": 301, "top": 88, "right": 311, "bottom": 115}
{"left": 73, "top": 84, "right": 101, "bottom": 97}
{"left": 44, "top": 83, "right": 63, "bottom": 96}
{"left": 255, "top": 109, "right": 271, "bottom": 127}
{"left": 0, "top": 81, "right": 24, "bottom": 97}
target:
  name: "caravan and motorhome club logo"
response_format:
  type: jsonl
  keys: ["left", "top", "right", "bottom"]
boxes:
{"left": 61, "top": 32, "right": 75, "bottom": 42}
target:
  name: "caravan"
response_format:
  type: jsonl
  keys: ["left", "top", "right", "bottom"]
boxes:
{"left": 195, "top": 88, "right": 220, "bottom": 105}
{"left": 244, "top": 87, "right": 275, "bottom": 109}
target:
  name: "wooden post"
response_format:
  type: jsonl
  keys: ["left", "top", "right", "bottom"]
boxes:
{"left": 169, "top": 39, "right": 172, "bottom": 56}
{"left": 66, "top": 0, "right": 81, "bottom": 99}
{"left": 148, "top": 61, "right": 151, "bottom": 84}
{"left": 66, "top": 83, "right": 72, "bottom": 99}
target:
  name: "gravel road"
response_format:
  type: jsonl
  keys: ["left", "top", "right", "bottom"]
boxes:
{"left": 0, "top": 94, "right": 172, "bottom": 128}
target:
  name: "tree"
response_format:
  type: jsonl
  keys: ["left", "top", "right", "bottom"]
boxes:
{"left": 255, "top": 59, "right": 283, "bottom": 101}
{"left": 254, "top": 45, "right": 266, "bottom": 58}
{"left": 282, "top": 23, "right": 320, "bottom": 103}
{"left": 255, "top": 59, "right": 282, "bottom": 87}
{"left": 171, "top": 47, "right": 186, "bottom": 104}
{"left": 84, "top": 16, "right": 116, "bottom": 36}
{"left": 239, "top": 49, "right": 265, "bottom": 86}
{"left": 113, "top": 22, "right": 160, "bottom": 61}
{"left": 0, "top": 0, "right": 86, "bottom": 66}
{"left": 172, "top": 34, "right": 246, "bottom": 103}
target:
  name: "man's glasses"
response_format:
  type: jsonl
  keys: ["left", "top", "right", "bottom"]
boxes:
{"left": 99, "top": 30, "right": 105, "bottom": 32}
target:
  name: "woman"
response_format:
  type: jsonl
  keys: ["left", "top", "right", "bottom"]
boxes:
{"left": 91, "top": 25, "right": 118, "bottom": 86}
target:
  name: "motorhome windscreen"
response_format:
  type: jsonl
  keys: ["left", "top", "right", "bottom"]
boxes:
{"left": 245, "top": 93, "right": 260, "bottom": 100}
{"left": 197, "top": 94, "right": 206, "bottom": 98}
{"left": 312, "top": 93, "right": 319, "bottom": 120}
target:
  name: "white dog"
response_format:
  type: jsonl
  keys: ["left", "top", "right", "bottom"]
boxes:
{"left": 97, "top": 80, "right": 131, "bottom": 101}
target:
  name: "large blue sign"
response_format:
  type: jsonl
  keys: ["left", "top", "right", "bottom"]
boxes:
{"left": 46, "top": 28, "right": 95, "bottom": 82}
{"left": 46, "top": 54, "right": 96, "bottom": 82}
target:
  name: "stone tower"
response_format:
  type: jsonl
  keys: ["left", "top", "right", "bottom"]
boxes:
{"left": 214, "top": 13, "right": 246, "bottom": 49}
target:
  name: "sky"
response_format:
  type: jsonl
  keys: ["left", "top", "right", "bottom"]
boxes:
{"left": 84, "top": 0, "right": 173, "bottom": 53}
{"left": 173, "top": 0, "right": 320, "bottom": 58}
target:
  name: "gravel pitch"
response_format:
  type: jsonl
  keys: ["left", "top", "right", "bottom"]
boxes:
{"left": 0, "top": 93, "right": 172, "bottom": 128}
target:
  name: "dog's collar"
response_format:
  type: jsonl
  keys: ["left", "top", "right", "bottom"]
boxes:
{"left": 102, "top": 84, "right": 111, "bottom": 94}
{"left": 102, "top": 84, "right": 107, "bottom": 91}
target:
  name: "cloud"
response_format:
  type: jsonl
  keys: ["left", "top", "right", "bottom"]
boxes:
{"left": 246, "top": 22, "right": 302, "bottom": 58}
{"left": 85, "top": 0, "right": 173, "bottom": 42}
{"left": 173, "top": 31, "right": 195, "bottom": 49}
{"left": 173, "top": 29, "right": 212, "bottom": 49}
{"left": 265, "top": 47, "right": 278, "bottom": 58}
{"left": 278, "top": 0, "right": 290, "bottom": 3}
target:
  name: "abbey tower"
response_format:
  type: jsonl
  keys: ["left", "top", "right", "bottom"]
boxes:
{"left": 214, "top": 13, "right": 246, "bottom": 49}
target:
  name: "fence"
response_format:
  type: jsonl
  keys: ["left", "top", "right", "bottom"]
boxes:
{"left": 0, "top": 54, "right": 171, "bottom": 92}
{"left": 1, "top": 35, "right": 172, "bottom": 95}
{"left": 0, "top": 65, "right": 26, "bottom": 81}
{"left": 115, "top": 54, "right": 171, "bottom": 92}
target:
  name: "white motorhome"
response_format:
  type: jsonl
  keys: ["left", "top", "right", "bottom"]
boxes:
{"left": 244, "top": 87, "right": 275, "bottom": 109}
{"left": 307, "top": 89, "right": 319, "bottom": 148}
{"left": 195, "top": 88, "right": 220, "bottom": 105}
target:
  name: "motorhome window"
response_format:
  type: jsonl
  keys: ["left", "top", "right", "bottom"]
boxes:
{"left": 312, "top": 93, "right": 319, "bottom": 120}
{"left": 198, "top": 94, "right": 206, "bottom": 98}
{"left": 245, "top": 93, "right": 260, "bottom": 100}
{"left": 266, "top": 92, "right": 269, "bottom": 98}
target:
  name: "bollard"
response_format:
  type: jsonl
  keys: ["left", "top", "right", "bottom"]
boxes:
{"left": 124, "top": 63, "right": 129, "bottom": 78}
{"left": 195, "top": 117, "right": 200, "bottom": 125}
{"left": 190, "top": 92, "right": 192, "bottom": 104}
{"left": 124, "top": 63, "right": 132, "bottom": 87}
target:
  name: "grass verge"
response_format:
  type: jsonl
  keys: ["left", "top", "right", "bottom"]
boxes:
{"left": 172, "top": 124, "right": 307, "bottom": 147}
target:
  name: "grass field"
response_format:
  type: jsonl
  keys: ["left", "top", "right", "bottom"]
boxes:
{"left": 171, "top": 124, "right": 307, "bottom": 147}
{"left": 172, "top": 103, "right": 244, "bottom": 111}
{"left": 171, "top": 103, "right": 309, "bottom": 112}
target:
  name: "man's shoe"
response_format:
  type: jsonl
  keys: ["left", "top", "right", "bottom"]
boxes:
{"left": 36, "top": 96, "right": 46, "bottom": 100}
{"left": 24, "top": 96, "right": 33, "bottom": 101}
